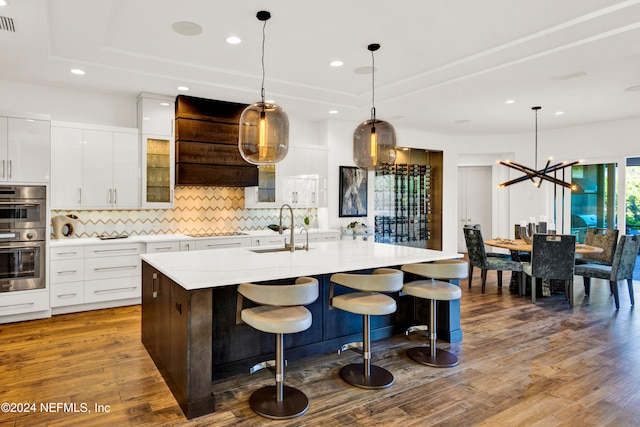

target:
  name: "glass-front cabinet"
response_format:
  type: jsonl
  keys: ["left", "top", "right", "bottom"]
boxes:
{"left": 137, "top": 92, "right": 175, "bottom": 208}
{"left": 143, "top": 136, "right": 173, "bottom": 207}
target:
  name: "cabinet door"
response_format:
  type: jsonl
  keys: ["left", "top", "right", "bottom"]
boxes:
{"left": 0, "top": 117, "right": 7, "bottom": 178}
{"left": 113, "top": 132, "right": 140, "bottom": 208}
{"left": 82, "top": 129, "right": 114, "bottom": 207}
{"left": 6, "top": 117, "right": 51, "bottom": 182}
{"left": 142, "top": 134, "right": 174, "bottom": 208}
{"left": 51, "top": 127, "right": 84, "bottom": 208}
{"left": 139, "top": 97, "right": 174, "bottom": 136}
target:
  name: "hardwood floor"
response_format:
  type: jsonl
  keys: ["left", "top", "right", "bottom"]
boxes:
{"left": 2, "top": 270, "right": 640, "bottom": 426}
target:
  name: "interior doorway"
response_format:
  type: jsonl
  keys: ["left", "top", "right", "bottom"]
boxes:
{"left": 458, "top": 166, "right": 493, "bottom": 252}
{"left": 625, "top": 157, "right": 640, "bottom": 280}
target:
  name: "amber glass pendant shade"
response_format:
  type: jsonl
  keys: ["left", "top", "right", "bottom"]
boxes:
{"left": 239, "top": 102, "right": 289, "bottom": 164}
{"left": 238, "top": 10, "right": 289, "bottom": 165}
{"left": 353, "top": 119, "right": 396, "bottom": 170}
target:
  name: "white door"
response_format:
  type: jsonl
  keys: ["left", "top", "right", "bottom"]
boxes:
{"left": 83, "top": 129, "right": 114, "bottom": 207}
{"left": 51, "top": 126, "right": 84, "bottom": 208}
{"left": 7, "top": 117, "right": 51, "bottom": 183}
{"left": 458, "top": 166, "right": 493, "bottom": 252}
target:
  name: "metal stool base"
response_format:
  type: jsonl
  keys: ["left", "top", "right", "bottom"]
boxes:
{"left": 339, "top": 363, "right": 394, "bottom": 389}
{"left": 249, "top": 385, "right": 309, "bottom": 420}
{"left": 407, "top": 346, "right": 459, "bottom": 368}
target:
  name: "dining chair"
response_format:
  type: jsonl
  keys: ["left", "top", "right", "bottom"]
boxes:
{"left": 574, "top": 234, "right": 640, "bottom": 310}
{"left": 463, "top": 226, "right": 522, "bottom": 293}
{"left": 521, "top": 234, "right": 576, "bottom": 306}
{"left": 575, "top": 228, "right": 619, "bottom": 267}
{"left": 465, "top": 224, "right": 512, "bottom": 260}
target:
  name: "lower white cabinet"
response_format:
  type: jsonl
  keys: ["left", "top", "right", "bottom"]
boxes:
{"left": 50, "top": 242, "right": 143, "bottom": 312}
{"left": 0, "top": 290, "right": 49, "bottom": 317}
{"left": 194, "top": 236, "right": 251, "bottom": 250}
{"left": 146, "top": 241, "right": 181, "bottom": 253}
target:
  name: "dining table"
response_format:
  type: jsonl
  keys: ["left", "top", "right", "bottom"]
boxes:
{"left": 484, "top": 238, "right": 603, "bottom": 295}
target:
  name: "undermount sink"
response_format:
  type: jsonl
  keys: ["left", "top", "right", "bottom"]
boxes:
{"left": 249, "top": 245, "right": 308, "bottom": 254}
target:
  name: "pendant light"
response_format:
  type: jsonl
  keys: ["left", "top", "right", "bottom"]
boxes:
{"left": 498, "top": 106, "right": 579, "bottom": 189}
{"left": 353, "top": 43, "right": 396, "bottom": 171}
{"left": 238, "top": 11, "right": 289, "bottom": 165}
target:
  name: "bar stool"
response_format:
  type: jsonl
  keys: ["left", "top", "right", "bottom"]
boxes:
{"left": 237, "top": 277, "right": 319, "bottom": 420}
{"left": 401, "top": 260, "right": 466, "bottom": 367}
{"left": 329, "top": 268, "right": 404, "bottom": 389}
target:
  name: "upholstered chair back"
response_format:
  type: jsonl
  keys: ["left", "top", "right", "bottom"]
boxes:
{"left": 531, "top": 234, "right": 576, "bottom": 281}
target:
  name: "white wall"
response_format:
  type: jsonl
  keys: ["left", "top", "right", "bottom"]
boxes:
{"left": 6, "top": 80, "right": 639, "bottom": 252}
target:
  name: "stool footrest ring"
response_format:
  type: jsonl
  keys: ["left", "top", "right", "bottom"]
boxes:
{"left": 405, "top": 325, "right": 429, "bottom": 336}
{"left": 338, "top": 341, "right": 363, "bottom": 355}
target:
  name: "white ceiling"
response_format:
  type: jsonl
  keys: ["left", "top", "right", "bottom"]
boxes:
{"left": 1, "top": 0, "right": 640, "bottom": 135}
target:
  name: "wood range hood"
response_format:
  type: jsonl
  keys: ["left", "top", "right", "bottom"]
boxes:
{"left": 175, "top": 95, "right": 258, "bottom": 187}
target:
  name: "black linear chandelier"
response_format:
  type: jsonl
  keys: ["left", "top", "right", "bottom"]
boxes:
{"left": 498, "top": 106, "right": 579, "bottom": 190}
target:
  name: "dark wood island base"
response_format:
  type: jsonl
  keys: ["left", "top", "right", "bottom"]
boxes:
{"left": 141, "top": 261, "right": 462, "bottom": 419}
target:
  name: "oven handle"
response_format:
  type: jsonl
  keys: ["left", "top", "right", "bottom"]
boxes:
{"left": 0, "top": 202, "right": 40, "bottom": 207}
{"left": 0, "top": 244, "right": 42, "bottom": 251}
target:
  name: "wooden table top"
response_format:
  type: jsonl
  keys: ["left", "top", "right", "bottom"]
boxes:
{"left": 485, "top": 238, "right": 603, "bottom": 254}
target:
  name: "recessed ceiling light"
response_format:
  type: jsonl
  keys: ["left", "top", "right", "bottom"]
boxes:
{"left": 329, "top": 110, "right": 339, "bottom": 114}
{"left": 555, "top": 111, "right": 564, "bottom": 116}
{"left": 159, "top": 102, "right": 170, "bottom": 107}
{"left": 624, "top": 85, "right": 640, "bottom": 92}
{"left": 226, "top": 36, "right": 242, "bottom": 45}
{"left": 172, "top": 21, "right": 202, "bottom": 36}
{"left": 505, "top": 99, "right": 515, "bottom": 104}
{"left": 143, "top": 117, "right": 150, "bottom": 121}
{"left": 330, "top": 60, "right": 343, "bottom": 67}
{"left": 0, "top": 0, "right": 9, "bottom": 7}
{"left": 177, "top": 86, "right": 189, "bottom": 91}
{"left": 70, "top": 68, "right": 85, "bottom": 75}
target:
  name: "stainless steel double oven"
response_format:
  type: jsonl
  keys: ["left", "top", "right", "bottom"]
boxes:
{"left": 0, "top": 186, "right": 46, "bottom": 292}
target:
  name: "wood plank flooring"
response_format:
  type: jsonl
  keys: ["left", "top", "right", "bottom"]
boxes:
{"left": 2, "top": 270, "right": 640, "bottom": 426}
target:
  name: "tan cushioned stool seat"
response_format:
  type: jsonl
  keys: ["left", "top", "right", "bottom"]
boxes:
{"left": 331, "top": 292, "right": 397, "bottom": 316}
{"left": 241, "top": 305, "right": 312, "bottom": 334}
{"left": 402, "top": 280, "right": 462, "bottom": 301}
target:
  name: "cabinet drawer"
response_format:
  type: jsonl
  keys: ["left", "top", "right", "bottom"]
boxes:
{"left": 50, "top": 282, "right": 84, "bottom": 307}
{"left": 85, "top": 255, "right": 141, "bottom": 280}
{"left": 50, "top": 246, "right": 85, "bottom": 260}
{"left": 321, "top": 233, "right": 340, "bottom": 241}
{"left": 84, "top": 243, "right": 143, "bottom": 258}
{"left": 0, "top": 290, "right": 49, "bottom": 316}
{"left": 146, "top": 241, "right": 180, "bottom": 253}
{"left": 194, "top": 237, "right": 251, "bottom": 250}
{"left": 84, "top": 276, "right": 140, "bottom": 303}
{"left": 251, "top": 236, "right": 286, "bottom": 247}
{"left": 50, "top": 259, "right": 84, "bottom": 284}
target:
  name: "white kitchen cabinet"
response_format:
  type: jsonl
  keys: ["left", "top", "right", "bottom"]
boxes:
{"left": 179, "top": 240, "right": 194, "bottom": 251}
{"left": 138, "top": 93, "right": 175, "bottom": 208}
{"left": 0, "top": 116, "right": 51, "bottom": 183}
{"left": 194, "top": 236, "right": 251, "bottom": 250}
{"left": 49, "top": 242, "right": 143, "bottom": 314}
{"left": 51, "top": 122, "right": 140, "bottom": 209}
{"left": 0, "top": 290, "right": 50, "bottom": 318}
{"left": 251, "top": 235, "right": 287, "bottom": 247}
{"left": 146, "top": 241, "right": 181, "bottom": 253}
{"left": 245, "top": 145, "right": 328, "bottom": 208}
{"left": 83, "top": 130, "right": 139, "bottom": 208}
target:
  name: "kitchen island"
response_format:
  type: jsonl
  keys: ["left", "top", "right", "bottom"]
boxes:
{"left": 141, "top": 240, "right": 462, "bottom": 419}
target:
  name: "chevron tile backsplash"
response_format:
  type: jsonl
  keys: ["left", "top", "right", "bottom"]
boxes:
{"left": 52, "top": 186, "right": 314, "bottom": 238}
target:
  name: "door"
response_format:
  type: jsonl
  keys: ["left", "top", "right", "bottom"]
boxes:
{"left": 6, "top": 117, "right": 51, "bottom": 183}
{"left": 458, "top": 166, "right": 492, "bottom": 252}
{"left": 51, "top": 127, "right": 84, "bottom": 208}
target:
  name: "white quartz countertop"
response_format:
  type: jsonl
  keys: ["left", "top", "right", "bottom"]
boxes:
{"left": 141, "top": 240, "right": 463, "bottom": 291}
{"left": 49, "top": 228, "right": 338, "bottom": 247}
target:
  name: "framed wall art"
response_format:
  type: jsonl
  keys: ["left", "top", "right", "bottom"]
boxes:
{"left": 339, "top": 166, "right": 367, "bottom": 217}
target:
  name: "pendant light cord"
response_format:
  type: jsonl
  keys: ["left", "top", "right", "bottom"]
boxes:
{"left": 370, "top": 48, "right": 376, "bottom": 122}
{"left": 260, "top": 19, "right": 267, "bottom": 105}
{"left": 534, "top": 107, "right": 538, "bottom": 170}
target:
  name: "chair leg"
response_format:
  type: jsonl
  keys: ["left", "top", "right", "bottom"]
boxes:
{"left": 611, "top": 280, "right": 620, "bottom": 310}
{"left": 497, "top": 271, "right": 503, "bottom": 288}
{"left": 519, "top": 271, "right": 525, "bottom": 296}
{"left": 339, "top": 314, "right": 394, "bottom": 389}
{"left": 468, "top": 265, "right": 474, "bottom": 288}
{"left": 583, "top": 277, "right": 591, "bottom": 297}
{"left": 628, "top": 279, "right": 635, "bottom": 306}
{"left": 567, "top": 280, "right": 574, "bottom": 308}
{"left": 406, "top": 298, "right": 458, "bottom": 368}
{"left": 481, "top": 270, "right": 487, "bottom": 293}
{"left": 249, "top": 333, "right": 309, "bottom": 419}
{"left": 531, "top": 276, "right": 537, "bottom": 304}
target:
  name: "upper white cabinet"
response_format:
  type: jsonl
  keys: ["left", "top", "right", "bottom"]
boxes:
{"left": 0, "top": 115, "right": 51, "bottom": 183}
{"left": 137, "top": 93, "right": 175, "bottom": 208}
{"left": 51, "top": 123, "right": 140, "bottom": 209}
{"left": 244, "top": 145, "right": 328, "bottom": 208}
